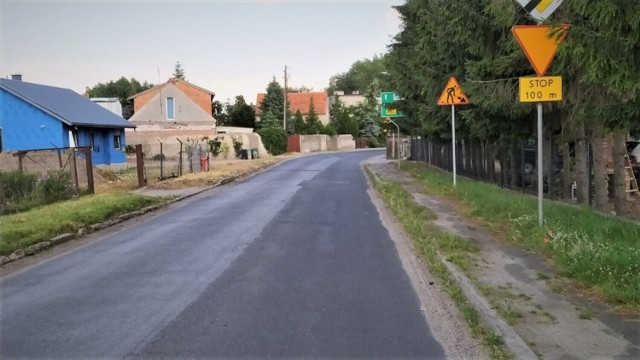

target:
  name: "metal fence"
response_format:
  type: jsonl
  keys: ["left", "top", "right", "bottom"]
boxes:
{"left": 147, "top": 141, "right": 210, "bottom": 182}
{"left": 406, "top": 138, "right": 580, "bottom": 200}
{"left": 0, "top": 147, "right": 95, "bottom": 213}
{"left": 405, "top": 137, "right": 640, "bottom": 216}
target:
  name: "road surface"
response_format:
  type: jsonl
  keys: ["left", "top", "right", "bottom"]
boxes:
{"left": 1, "top": 150, "right": 446, "bottom": 359}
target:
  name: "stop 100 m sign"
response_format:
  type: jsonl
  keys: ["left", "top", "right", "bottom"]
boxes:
{"left": 519, "top": 76, "right": 562, "bottom": 102}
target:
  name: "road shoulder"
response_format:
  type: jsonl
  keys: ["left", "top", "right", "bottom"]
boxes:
{"left": 366, "top": 158, "right": 638, "bottom": 359}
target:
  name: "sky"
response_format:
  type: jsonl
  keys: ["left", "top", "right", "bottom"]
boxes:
{"left": 1, "top": 0, "right": 404, "bottom": 105}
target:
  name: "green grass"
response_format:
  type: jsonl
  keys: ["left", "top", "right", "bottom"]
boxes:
{"left": 578, "top": 307, "right": 596, "bottom": 320}
{"left": 0, "top": 193, "right": 164, "bottom": 256}
{"left": 366, "top": 167, "right": 512, "bottom": 359}
{"left": 404, "top": 163, "right": 640, "bottom": 313}
{"left": 497, "top": 303, "right": 524, "bottom": 326}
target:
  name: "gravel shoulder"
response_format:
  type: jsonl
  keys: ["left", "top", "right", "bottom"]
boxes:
{"left": 366, "top": 157, "right": 639, "bottom": 360}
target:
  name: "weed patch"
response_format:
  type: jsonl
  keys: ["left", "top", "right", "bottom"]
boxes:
{"left": 0, "top": 193, "right": 164, "bottom": 256}
{"left": 404, "top": 163, "right": 640, "bottom": 314}
{"left": 366, "top": 167, "right": 511, "bottom": 359}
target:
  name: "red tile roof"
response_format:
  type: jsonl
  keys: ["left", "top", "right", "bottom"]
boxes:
{"left": 256, "top": 92, "right": 327, "bottom": 115}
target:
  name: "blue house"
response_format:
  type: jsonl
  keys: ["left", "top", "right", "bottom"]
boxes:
{"left": 0, "top": 77, "right": 135, "bottom": 166}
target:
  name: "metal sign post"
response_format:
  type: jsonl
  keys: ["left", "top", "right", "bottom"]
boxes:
{"left": 512, "top": 23, "right": 568, "bottom": 226}
{"left": 437, "top": 77, "right": 469, "bottom": 187}
{"left": 451, "top": 104, "right": 457, "bottom": 186}
{"left": 537, "top": 103, "right": 543, "bottom": 226}
{"left": 388, "top": 118, "right": 401, "bottom": 168}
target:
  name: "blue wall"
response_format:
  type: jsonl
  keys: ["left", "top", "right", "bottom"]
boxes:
{"left": 75, "top": 128, "right": 127, "bottom": 165}
{"left": 0, "top": 89, "right": 68, "bottom": 150}
{"left": 0, "top": 89, "right": 128, "bottom": 165}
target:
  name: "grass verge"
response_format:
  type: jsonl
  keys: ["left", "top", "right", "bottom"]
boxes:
{"left": 0, "top": 193, "right": 165, "bottom": 256}
{"left": 365, "top": 166, "right": 512, "bottom": 359}
{"left": 404, "top": 162, "right": 640, "bottom": 314}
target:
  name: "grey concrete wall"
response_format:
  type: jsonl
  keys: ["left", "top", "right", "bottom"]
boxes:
{"left": 299, "top": 135, "right": 355, "bottom": 153}
{"left": 125, "top": 130, "right": 269, "bottom": 160}
{"left": 300, "top": 135, "right": 328, "bottom": 153}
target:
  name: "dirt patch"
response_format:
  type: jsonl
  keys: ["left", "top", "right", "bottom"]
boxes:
{"left": 93, "top": 155, "right": 299, "bottom": 194}
{"left": 147, "top": 158, "right": 282, "bottom": 189}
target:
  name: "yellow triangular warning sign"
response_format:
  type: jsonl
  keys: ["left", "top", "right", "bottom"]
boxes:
{"left": 437, "top": 77, "right": 469, "bottom": 106}
{"left": 512, "top": 25, "right": 568, "bottom": 77}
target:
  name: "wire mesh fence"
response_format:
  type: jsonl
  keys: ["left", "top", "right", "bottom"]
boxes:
{"left": 0, "top": 147, "right": 94, "bottom": 213}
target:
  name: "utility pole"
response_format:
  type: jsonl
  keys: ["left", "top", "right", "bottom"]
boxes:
{"left": 283, "top": 65, "right": 288, "bottom": 130}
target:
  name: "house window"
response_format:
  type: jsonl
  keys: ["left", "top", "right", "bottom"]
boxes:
{"left": 113, "top": 130, "right": 121, "bottom": 149}
{"left": 167, "top": 97, "right": 175, "bottom": 120}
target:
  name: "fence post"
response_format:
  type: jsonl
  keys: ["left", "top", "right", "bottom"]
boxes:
{"left": 57, "top": 149, "right": 63, "bottom": 169}
{"left": 177, "top": 138, "right": 183, "bottom": 176}
{"left": 157, "top": 139, "right": 163, "bottom": 180}
{"left": 82, "top": 147, "right": 94, "bottom": 194}
{"left": 70, "top": 149, "right": 79, "bottom": 190}
{"left": 136, "top": 144, "right": 145, "bottom": 188}
{"left": 17, "top": 152, "right": 26, "bottom": 172}
{"left": 521, "top": 143, "right": 526, "bottom": 192}
{"left": 0, "top": 169, "right": 5, "bottom": 211}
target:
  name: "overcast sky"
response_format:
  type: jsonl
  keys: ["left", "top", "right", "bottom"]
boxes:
{"left": 1, "top": 0, "right": 403, "bottom": 104}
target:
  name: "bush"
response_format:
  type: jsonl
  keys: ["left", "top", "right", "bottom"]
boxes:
{"left": 124, "top": 145, "right": 136, "bottom": 154}
{"left": 222, "top": 143, "right": 230, "bottom": 159}
{"left": 1, "top": 170, "right": 37, "bottom": 202}
{"left": 320, "top": 124, "right": 337, "bottom": 136}
{"left": 258, "top": 127, "right": 287, "bottom": 155}
{"left": 232, "top": 137, "right": 243, "bottom": 158}
{"left": 0, "top": 170, "right": 76, "bottom": 213}
{"left": 152, "top": 153, "right": 166, "bottom": 161}
{"left": 40, "top": 171, "right": 75, "bottom": 204}
{"left": 207, "top": 137, "right": 223, "bottom": 158}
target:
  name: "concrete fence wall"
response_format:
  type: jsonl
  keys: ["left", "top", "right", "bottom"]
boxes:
{"left": 289, "top": 134, "right": 356, "bottom": 153}
{"left": 125, "top": 129, "right": 269, "bottom": 159}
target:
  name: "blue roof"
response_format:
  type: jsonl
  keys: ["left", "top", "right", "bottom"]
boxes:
{"left": 0, "top": 78, "right": 134, "bottom": 129}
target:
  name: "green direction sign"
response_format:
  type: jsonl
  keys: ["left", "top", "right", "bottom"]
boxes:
{"left": 381, "top": 103, "right": 404, "bottom": 118}
{"left": 380, "top": 91, "right": 404, "bottom": 117}
{"left": 380, "top": 91, "right": 400, "bottom": 104}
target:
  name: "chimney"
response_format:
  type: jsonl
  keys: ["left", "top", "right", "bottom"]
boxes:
{"left": 11, "top": 74, "right": 22, "bottom": 81}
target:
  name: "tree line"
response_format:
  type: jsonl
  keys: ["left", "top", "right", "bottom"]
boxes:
{"left": 384, "top": 0, "right": 640, "bottom": 214}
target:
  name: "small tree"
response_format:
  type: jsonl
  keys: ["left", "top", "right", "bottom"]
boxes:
{"left": 320, "top": 124, "right": 337, "bottom": 136}
{"left": 207, "top": 137, "right": 223, "bottom": 158}
{"left": 173, "top": 61, "right": 186, "bottom": 80}
{"left": 304, "top": 98, "right": 322, "bottom": 134}
{"left": 258, "top": 127, "right": 288, "bottom": 155}
{"left": 292, "top": 110, "right": 306, "bottom": 134}
{"left": 229, "top": 96, "right": 256, "bottom": 128}
{"left": 259, "top": 110, "right": 282, "bottom": 130}
{"left": 259, "top": 79, "right": 287, "bottom": 129}
{"left": 212, "top": 101, "right": 231, "bottom": 125}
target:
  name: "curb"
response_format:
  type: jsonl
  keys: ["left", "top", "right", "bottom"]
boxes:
{"left": 366, "top": 163, "right": 538, "bottom": 359}
{"left": 441, "top": 259, "right": 538, "bottom": 359}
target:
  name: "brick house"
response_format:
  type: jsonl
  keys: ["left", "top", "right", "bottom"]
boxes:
{"left": 126, "top": 78, "right": 217, "bottom": 156}
{"left": 128, "top": 78, "right": 215, "bottom": 125}
{"left": 256, "top": 92, "right": 329, "bottom": 125}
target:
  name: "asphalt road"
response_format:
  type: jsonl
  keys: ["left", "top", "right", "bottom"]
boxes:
{"left": 1, "top": 150, "right": 445, "bottom": 359}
